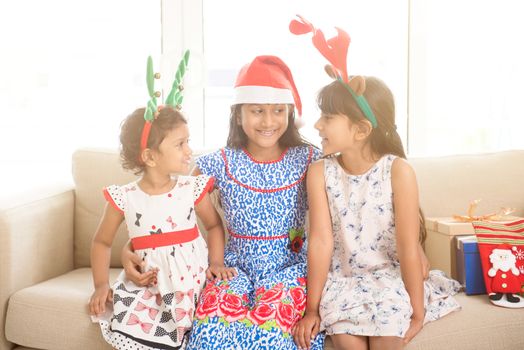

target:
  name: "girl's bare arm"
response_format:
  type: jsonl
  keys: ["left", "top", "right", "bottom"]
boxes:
{"left": 392, "top": 158, "right": 425, "bottom": 343}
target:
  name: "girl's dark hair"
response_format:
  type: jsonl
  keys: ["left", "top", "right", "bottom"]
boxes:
{"left": 119, "top": 106, "right": 187, "bottom": 175}
{"left": 226, "top": 104, "right": 311, "bottom": 149}
{"left": 317, "top": 77, "right": 426, "bottom": 244}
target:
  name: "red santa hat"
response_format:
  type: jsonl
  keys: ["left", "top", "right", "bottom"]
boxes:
{"left": 233, "top": 55, "right": 302, "bottom": 119}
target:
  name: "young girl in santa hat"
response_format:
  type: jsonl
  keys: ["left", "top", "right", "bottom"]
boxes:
{"left": 290, "top": 16, "right": 461, "bottom": 350}
{"left": 184, "top": 55, "right": 325, "bottom": 350}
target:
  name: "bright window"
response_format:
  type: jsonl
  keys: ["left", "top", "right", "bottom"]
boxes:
{"left": 408, "top": 0, "right": 524, "bottom": 156}
{"left": 2, "top": 0, "right": 523, "bottom": 194}
{"left": 0, "top": 0, "right": 161, "bottom": 190}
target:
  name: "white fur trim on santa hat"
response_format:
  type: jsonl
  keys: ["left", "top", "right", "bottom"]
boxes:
{"left": 233, "top": 86, "right": 295, "bottom": 105}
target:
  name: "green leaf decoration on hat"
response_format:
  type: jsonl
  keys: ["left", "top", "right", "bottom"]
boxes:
{"left": 144, "top": 56, "right": 158, "bottom": 122}
{"left": 165, "top": 50, "right": 190, "bottom": 108}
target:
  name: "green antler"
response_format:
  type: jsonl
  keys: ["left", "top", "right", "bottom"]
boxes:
{"left": 144, "top": 56, "right": 159, "bottom": 122}
{"left": 165, "top": 50, "right": 190, "bottom": 108}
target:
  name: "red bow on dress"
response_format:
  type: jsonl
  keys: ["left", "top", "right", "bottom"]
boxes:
{"left": 175, "top": 289, "right": 195, "bottom": 303}
{"left": 143, "top": 289, "right": 162, "bottom": 306}
{"left": 175, "top": 307, "right": 194, "bottom": 322}
{"left": 127, "top": 313, "right": 153, "bottom": 334}
{"left": 135, "top": 301, "right": 159, "bottom": 320}
{"left": 166, "top": 216, "right": 177, "bottom": 229}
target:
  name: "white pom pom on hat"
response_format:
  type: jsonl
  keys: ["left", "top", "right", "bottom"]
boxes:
{"left": 294, "top": 116, "right": 305, "bottom": 128}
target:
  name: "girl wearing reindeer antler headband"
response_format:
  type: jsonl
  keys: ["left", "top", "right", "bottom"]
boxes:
{"left": 290, "top": 16, "right": 461, "bottom": 350}
{"left": 89, "top": 52, "right": 235, "bottom": 350}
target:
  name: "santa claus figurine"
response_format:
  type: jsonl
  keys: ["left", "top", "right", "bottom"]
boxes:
{"left": 487, "top": 243, "right": 523, "bottom": 307}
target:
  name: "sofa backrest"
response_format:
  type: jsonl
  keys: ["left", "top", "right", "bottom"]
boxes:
{"left": 410, "top": 150, "right": 524, "bottom": 218}
{"left": 72, "top": 148, "right": 524, "bottom": 267}
{"left": 73, "top": 148, "right": 137, "bottom": 267}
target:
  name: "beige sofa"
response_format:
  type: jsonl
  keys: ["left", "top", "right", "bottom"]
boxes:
{"left": 2, "top": 148, "right": 524, "bottom": 350}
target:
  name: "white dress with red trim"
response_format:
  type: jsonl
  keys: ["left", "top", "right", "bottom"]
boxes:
{"left": 96, "top": 175, "right": 213, "bottom": 350}
{"left": 187, "top": 146, "right": 326, "bottom": 350}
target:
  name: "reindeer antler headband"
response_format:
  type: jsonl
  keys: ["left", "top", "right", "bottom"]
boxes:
{"left": 289, "top": 15, "right": 377, "bottom": 128}
{"left": 140, "top": 50, "right": 190, "bottom": 152}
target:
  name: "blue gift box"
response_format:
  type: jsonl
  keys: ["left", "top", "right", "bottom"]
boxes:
{"left": 455, "top": 236, "right": 486, "bottom": 295}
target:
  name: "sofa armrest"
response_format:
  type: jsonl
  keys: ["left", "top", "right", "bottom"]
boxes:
{"left": 0, "top": 185, "right": 75, "bottom": 350}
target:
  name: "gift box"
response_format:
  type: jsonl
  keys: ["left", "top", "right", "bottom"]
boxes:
{"left": 455, "top": 236, "right": 486, "bottom": 295}
{"left": 424, "top": 217, "right": 476, "bottom": 279}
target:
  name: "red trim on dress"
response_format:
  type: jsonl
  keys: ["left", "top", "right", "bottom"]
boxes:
{"left": 221, "top": 147, "right": 313, "bottom": 193}
{"left": 131, "top": 225, "right": 199, "bottom": 250}
{"left": 228, "top": 229, "right": 288, "bottom": 240}
{"left": 195, "top": 176, "right": 216, "bottom": 205}
{"left": 103, "top": 187, "right": 124, "bottom": 214}
{"left": 241, "top": 147, "right": 289, "bottom": 164}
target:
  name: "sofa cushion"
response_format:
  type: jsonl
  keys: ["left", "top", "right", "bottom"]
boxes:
{"left": 5, "top": 268, "right": 120, "bottom": 350}
{"left": 8, "top": 282, "right": 524, "bottom": 350}
{"left": 405, "top": 293, "right": 524, "bottom": 349}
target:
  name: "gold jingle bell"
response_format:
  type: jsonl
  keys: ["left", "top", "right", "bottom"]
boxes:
{"left": 154, "top": 91, "right": 161, "bottom": 98}
{"left": 178, "top": 85, "right": 184, "bottom": 91}
{"left": 154, "top": 73, "right": 161, "bottom": 79}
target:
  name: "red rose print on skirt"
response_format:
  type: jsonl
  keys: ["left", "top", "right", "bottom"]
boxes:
{"left": 258, "top": 283, "right": 285, "bottom": 303}
{"left": 217, "top": 293, "right": 247, "bottom": 322}
{"left": 276, "top": 302, "right": 296, "bottom": 333}
{"left": 247, "top": 303, "right": 276, "bottom": 326}
{"left": 289, "top": 286, "right": 307, "bottom": 312}
{"left": 195, "top": 291, "right": 219, "bottom": 319}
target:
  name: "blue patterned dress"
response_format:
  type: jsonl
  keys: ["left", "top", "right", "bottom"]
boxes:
{"left": 187, "top": 146, "right": 325, "bottom": 350}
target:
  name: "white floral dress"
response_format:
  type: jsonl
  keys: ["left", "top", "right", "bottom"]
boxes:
{"left": 319, "top": 155, "right": 461, "bottom": 337}
{"left": 96, "top": 175, "right": 212, "bottom": 349}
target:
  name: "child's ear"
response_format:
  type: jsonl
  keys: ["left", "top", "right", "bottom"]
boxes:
{"left": 355, "top": 120, "right": 373, "bottom": 141}
{"left": 141, "top": 149, "right": 156, "bottom": 167}
{"left": 347, "top": 76, "right": 366, "bottom": 95}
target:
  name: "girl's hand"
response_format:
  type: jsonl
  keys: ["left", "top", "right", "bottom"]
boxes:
{"left": 292, "top": 312, "right": 320, "bottom": 350}
{"left": 206, "top": 264, "right": 237, "bottom": 281}
{"left": 404, "top": 315, "right": 424, "bottom": 344}
{"left": 89, "top": 284, "right": 113, "bottom": 316}
{"left": 121, "top": 246, "right": 157, "bottom": 286}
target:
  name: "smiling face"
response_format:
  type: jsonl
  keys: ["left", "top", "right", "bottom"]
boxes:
{"left": 153, "top": 123, "right": 192, "bottom": 174}
{"left": 313, "top": 112, "right": 354, "bottom": 156}
{"left": 238, "top": 103, "right": 289, "bottom": 155}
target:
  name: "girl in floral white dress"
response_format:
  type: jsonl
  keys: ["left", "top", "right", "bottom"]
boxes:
{"left": 89, "top": 54, "right": 235, "bottom": 350}
{"left": 290, "top": 18, "right": 461, "bottom": 350}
